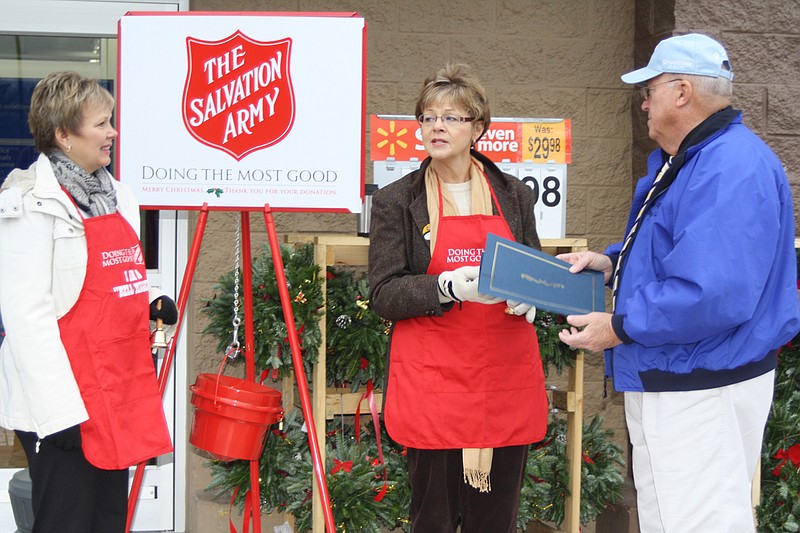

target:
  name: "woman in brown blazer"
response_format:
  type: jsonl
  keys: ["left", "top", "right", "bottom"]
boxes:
{"left": 368, "top": 64, "right": 547, "bottom": 533}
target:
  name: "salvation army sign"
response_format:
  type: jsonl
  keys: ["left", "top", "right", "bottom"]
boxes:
{"left": 118, "top": 13, "right": 365, "bottom": 211}
{"left": 183, "top": 32, "right": 294, "bottom": 161}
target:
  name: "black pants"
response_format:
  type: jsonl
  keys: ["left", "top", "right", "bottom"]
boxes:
{"left": 407, "top": 445, "right": 528, "bottom": 533}
{"left": 16, "top": 430, "right": 128, "bottom": 533}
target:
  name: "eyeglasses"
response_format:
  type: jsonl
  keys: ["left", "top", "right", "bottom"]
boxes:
{"left": 417, "top": 114, "right": 475, "bottom": 127}
{"left": 638, "top": 79, "right": 683, "bottom": 100}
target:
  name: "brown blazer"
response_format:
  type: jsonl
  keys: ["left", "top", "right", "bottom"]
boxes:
{"left": 368, "top": 151, "right": 541, "bottom": 322}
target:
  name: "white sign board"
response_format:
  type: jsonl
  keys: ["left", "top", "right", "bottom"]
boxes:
{"left": 118, "top": 12, "right": 366, "bottom": 211}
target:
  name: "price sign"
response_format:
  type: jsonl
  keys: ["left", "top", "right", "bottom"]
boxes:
{"left": 522, "top": 120, "right": 571, "bottom": 164}
{"left": 371, "top": 115, "right": 570, "bottom": 237}
{"left": 498, "top": 161, "right": 566, "bottom": 238}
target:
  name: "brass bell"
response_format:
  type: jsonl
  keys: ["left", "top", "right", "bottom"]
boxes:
{"left": 150, "top": 299, "right": 169, "bottom": 349}
{"left": 150, "top": 324, "right": 168, "bottom": 349}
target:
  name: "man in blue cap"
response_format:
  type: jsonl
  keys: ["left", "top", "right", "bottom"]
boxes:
{"left": 557, "top": 33, "right": 800, "bottom": 532}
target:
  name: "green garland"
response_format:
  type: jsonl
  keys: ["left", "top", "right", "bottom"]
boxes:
{"left": 201, "top": 242, "right": 324, "bottom": 380}
{"left": 207, "top": 411, "right": 623, "bottom": 531}
{"left": 207, "top": 410, "right": 412, "bottom": 531}
{"left": 536, "top": 311, "right": 578, "bottom": 376}
{"left": 202, "top": 255, "right": 623, "bottom": 531}
{"left": 325, "top": 268, "right": 390, "bottom": 390}
{"left": 517, "top": 416, "right": 625, "bottom": 529}
{"left": 757, "top": 334, "right": 800, "bottom": 532}
{"left": 282, "top": 414, "right": 412, "bottom": 531}
{"left": 756, "top": 251, "right": 800, "bottom": 533}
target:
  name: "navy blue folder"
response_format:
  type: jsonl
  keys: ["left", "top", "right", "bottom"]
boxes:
{"left": 478, "top": 233, "right": 605, "bottom": 316}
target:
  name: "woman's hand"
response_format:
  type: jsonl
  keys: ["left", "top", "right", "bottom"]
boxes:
{"left": 505, "top": 300, "right": 537, "bottom": 323}
{"left": 437, "top": 266, "right": 504, "bottom": 305}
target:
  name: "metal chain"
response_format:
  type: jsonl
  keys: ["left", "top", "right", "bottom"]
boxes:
{"left": 227, "top": 216, "right": 242, "bottom": 360}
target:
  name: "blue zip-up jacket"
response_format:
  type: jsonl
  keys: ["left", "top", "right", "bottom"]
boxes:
{"left": 610, "top": 112, "right": 800, "bottom": 392}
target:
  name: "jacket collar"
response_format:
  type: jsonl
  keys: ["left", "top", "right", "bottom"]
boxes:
{"left": 32, "top": 153, "right": 65, "bottom": 197}
{"left": 676, "top": 106, "right": 740, "bottom": 159}
{"left": 648, "top": 108, "right": 741, "bottom": 174}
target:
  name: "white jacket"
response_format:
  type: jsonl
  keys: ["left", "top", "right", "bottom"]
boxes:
{"left": 0, "top": 154, "right": 148, "bottom": 437}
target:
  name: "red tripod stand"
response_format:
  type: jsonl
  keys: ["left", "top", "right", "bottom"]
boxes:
{"left": 126, "top": 204, "right": 336, "bottom": 533}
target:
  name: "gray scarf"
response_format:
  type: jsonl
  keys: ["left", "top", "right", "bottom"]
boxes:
{"left": 49, "top": 150, "right": 117, "bottom": 217}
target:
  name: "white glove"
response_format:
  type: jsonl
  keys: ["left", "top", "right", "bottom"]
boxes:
{"left": 437, "top": 266, "right": 504, "bottom": 305}
{"left": 505, "top": 300, "right": 537, "bottom": 323}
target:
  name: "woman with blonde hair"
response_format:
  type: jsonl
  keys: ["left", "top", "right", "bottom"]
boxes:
{"left": 0, "top": 71, "right": 176, "bottom": 533}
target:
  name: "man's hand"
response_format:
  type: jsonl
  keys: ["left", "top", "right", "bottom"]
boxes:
{"left": 555, "top": 251, "right": 614, "bottom": 284}
{"left": 437, "top": 266, "right": 504, "bottom": 305}
{"left": 558, "top": 312, "right": 622, "bottom": 352}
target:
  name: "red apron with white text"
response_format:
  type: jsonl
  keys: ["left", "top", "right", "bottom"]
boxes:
{"left": 384, "top": 170, "right": 548, "bottom": 449}
{"left": 58, "top": 211, "right": 172, "bottom": 470}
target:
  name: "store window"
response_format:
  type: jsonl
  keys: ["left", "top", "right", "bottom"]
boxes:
{"left": 0, "top": 36, "right": 115, "bottom": 170}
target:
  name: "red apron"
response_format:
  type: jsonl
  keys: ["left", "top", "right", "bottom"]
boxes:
{"left": 384, "top": 168, "right": 548, "bottom": 449}
{"left": 58, "top": 210, "right": 172, "bottom": 470}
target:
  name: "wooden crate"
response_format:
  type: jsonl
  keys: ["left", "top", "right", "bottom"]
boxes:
{"left": 284, "top": 233, "right": 587, "bottom": 533}
{"left": 324, "top": 387, "right": 384, "bottom": 420}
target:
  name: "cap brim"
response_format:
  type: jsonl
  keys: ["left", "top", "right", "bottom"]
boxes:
{"left": 621, "top": 67, "right": 662, "bottom": 85}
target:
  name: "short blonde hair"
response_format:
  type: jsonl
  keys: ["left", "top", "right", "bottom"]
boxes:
{"left": 28, "top": 71, "right": 114, "bottom": 154}
{"left": 414, "top": 64, "right": 491, "bottom": 141}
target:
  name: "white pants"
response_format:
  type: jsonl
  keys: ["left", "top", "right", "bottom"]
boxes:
{"left": 625, "top": 371, "right": 774, "bottom": 533}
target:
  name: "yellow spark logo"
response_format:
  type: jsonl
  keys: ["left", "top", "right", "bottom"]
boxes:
{"left": 375, "top": 121, "right": 408, "bottom": 157}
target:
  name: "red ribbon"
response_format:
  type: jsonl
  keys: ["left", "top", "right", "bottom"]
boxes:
{"left": 772, "top": 443, "right": 800, "bottom": 477}
{"left": 228, "top": 487, "right": 253, "bottom": 533}
{"left": 354, "top": 380, "right": 389, "bottom": 502}
{"left": 331, "top": 459, "right": 353, "bottom": 474}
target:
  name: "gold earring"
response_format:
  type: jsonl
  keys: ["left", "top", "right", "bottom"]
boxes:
{"left": 66, "top": 145, "right": 71, "bottom": 153}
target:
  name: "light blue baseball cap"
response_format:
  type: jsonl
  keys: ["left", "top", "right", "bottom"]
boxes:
{"left": 621, "top": 33, "right": 733, "bottom": 84}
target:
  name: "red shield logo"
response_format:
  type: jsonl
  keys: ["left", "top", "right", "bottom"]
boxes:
{"left": 183, "top": 31, "right": 295, "bottom": 161}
